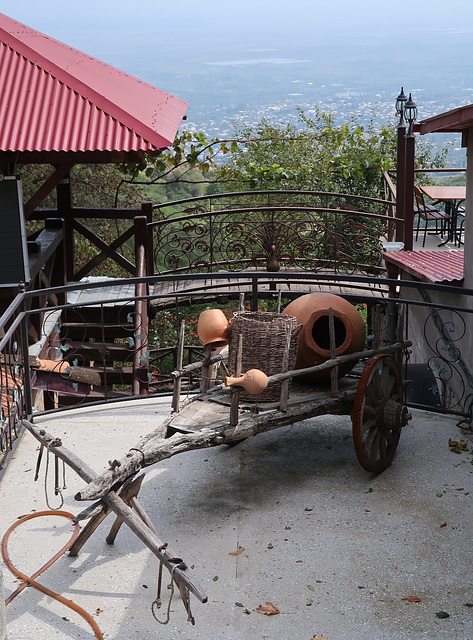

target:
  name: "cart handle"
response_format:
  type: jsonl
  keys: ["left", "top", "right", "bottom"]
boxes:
{"left": 266, "top": 340, "right": 412, "bottom": 385}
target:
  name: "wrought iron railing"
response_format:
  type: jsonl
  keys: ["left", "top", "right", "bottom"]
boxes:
{"left": 1, "top": 272, "right": 473, "bottom": 472}
{"left": 150, "top": 190, "right": 399, "bottom": 276}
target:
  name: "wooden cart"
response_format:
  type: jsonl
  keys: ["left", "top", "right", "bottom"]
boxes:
{"left": 24, "top": 308, "right": 411, "bottom": 626}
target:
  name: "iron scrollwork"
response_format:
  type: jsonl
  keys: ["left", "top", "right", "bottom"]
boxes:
{"left": 154, "top": 205, "right": 385, "bottom": 276}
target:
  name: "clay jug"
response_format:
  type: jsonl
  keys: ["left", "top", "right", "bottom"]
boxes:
{"left": 283, "top": 292, "right": 365, "bottom": 383}
{"left": 225, "top": 369, "right": 269, "bottom": 395}
{"left": 197, "top": 308, "right": 230, "bottom": 348}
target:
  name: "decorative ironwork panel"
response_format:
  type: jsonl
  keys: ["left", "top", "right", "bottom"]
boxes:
{"left": 422, "top": 305, "right": 472, "bottom": 418}
{"left": 0, "top": 325, "right": 26, "bottom": 467}
{"left": 153, "top": 206, "right": 385, "bottom": 276}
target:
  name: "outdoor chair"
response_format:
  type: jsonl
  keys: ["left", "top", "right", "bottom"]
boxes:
{"left": 414, "top": 187, "right": 451, "bottom": 247}
{"left": 455, "top": 207, "right": 466, "bottom": 247}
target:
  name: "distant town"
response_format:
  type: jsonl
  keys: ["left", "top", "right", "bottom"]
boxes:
{"left": 180, "top": 87, "right": 468, "bottom": 168}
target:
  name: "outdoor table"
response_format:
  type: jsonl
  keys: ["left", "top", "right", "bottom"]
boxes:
{"left": 419, "top": 185, "right": 466, "bottom": 246}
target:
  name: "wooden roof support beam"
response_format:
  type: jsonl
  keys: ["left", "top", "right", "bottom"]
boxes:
{"left": 24, "top": 163, "right": 74, "bottom": 219}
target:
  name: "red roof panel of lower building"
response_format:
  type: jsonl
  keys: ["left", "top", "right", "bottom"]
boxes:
{"left": 0, "top": 13, "right": 188, "bottom": 153}
{"left": 383, "top": 250, "right": 464, "bottom": 285}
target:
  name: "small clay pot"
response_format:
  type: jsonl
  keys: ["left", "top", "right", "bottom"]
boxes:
{"left": 225, "top": 369, "right": 269, "bottom": 395}
{"left": 197, "top": 309, "right": 230, "bottom": 348}
{"left": 283, "top": 292, "right": 365, "bottom": 383}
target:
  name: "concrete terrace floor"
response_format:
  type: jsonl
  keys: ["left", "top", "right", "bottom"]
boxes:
{"left": 1, "top": 396, "right": 473, "bottom": 640}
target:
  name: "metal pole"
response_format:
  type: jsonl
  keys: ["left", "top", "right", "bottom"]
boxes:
{"left": 19, "top": 285, "right": 33, "bottom": 418}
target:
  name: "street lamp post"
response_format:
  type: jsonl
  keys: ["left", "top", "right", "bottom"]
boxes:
{"left": 403, "top": 93, "right": 417, "bottom": 251}
{"left": 395, "top": 87, "right": 407, "bottom": 243}
{"left": 395, "top": 88, "right": 417, "bottom": 251}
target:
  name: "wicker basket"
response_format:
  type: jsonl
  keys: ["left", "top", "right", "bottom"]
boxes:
{"left": 228, "top": 311, "right": 300, "bottom": 401}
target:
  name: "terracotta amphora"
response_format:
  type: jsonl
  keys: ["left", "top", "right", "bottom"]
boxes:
{"left": 283, "top": 292, "right": 365, "bottom": 383}
{"left": 197, "top": 308, "right": 230, "bottom": 348}
{"left": 224, "top": 369, "right": 269, "bottom": 395}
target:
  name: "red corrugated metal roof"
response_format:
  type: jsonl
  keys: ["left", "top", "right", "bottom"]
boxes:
{"left": 0, "top": 13, "right": 188, "bottom": 153}
{"left": 383, "top": 250, "right": 464, "bottom": 285}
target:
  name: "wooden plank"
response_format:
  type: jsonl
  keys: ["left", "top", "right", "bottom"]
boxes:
{"left": 168, "top": 398, "right": 232, "bottom": 433}
{"left": 75, "top": 389, "right": 357, "bottom": 503}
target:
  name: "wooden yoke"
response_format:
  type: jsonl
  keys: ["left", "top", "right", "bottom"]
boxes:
{"left": 23, "top": 420, "right": 208, "bottom": 607}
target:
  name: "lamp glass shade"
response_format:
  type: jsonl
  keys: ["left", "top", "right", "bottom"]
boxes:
{"left": 404, "top": 93, "right": 418, "bottom": 124}
{"left": 395, "top": 87, "right": 407, "bottom": 115}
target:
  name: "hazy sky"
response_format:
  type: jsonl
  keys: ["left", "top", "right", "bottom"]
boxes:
{"left": 4, "top": 1, "right": 473, "bottom": 47}
{"left": 3, "top": 1, "right": 472, "bottom": 124}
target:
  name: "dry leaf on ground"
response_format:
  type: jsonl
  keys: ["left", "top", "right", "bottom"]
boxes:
{"left": 402, "top": 596, "right": 421, "bottom": 603}
{"left": 311, "top": 635, "right": 329, "bottom": 640}
{"left": 256, "top": 602, "right": 280, "bottom": 615}
{"left": 229, "top": 547, "right": 244, "bottom": 556}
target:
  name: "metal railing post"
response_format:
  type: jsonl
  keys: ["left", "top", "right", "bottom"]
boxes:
{"left": 19, "top": 287, "right": 33, "bottom": 418}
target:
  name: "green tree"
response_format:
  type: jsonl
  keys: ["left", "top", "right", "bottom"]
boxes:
{"left": 215, "top": 106, "right": 448, "bottom": 198}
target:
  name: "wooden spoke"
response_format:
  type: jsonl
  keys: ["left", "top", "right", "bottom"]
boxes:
{"left": 352, "top": 354, "right": 409, "bottom": 473}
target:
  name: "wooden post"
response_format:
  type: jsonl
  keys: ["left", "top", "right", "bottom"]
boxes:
{"left": 141, "top": 201, "right": 154, "bottom": 277}
{"left": 199, "top": 345, "right": 213, "bottom": 393}
{"left": 229, "top": 334, "right": 242, "bottom": 426}
{"left": 56, "top": 173, "right": 74, "bottom": 281}
{"left": 251, "top": 277, "right": 258, "bottom": 311}
{"left": 172, "top": 320, "right": 186, "bottom": 412}
{"left": 396, "top": 123, "right": 406, "bottom": 244}
{"left": 328, "top": 307, "right": 339, "bottom": 396}
{"left": 279, "top": 323, "right": 292, "bottom": 412}
{"left": 46, "top": 218, "right": 67, "bottom": 305}
{"left": 404, "top": 132, "right": 416, "bottom": 251}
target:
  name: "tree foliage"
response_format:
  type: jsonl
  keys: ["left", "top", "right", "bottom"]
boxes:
{"left": 116, "top": 105, "right": 449, "bottom": 202}
{"left": 18, "top": 106, "right": 450, "bottom": 278}
{"left": 213, "top": 106, "right": 449, "bottom": 197}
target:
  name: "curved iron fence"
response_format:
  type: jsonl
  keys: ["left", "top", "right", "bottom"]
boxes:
{"left": 150, "top": 190, "right": 399, "bottom": 276}
{"left": 1, "top": 271, "right": 473, "bottom": 471}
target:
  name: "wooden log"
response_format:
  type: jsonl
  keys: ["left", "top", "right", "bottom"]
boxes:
{"left": 199, "top": 345, "right": 213, "bottom": 393}
{"left": 329, "top": 307, "right": 339, "bottom": 396}
{"left": 74, "top": 389, "right": 356, "bottom": 502}
{"left": 229, "top": 334, "right": 242, "bottom": 426}
{"left": 171, "top": 320, "right": 186, "bottom": 412}
{"left": 170, "top": 353, "right": 225, "bottom": 379}
{"left": 22, "top": 421, "right": 208, "bottom": 605}
{"left": 29, "top": 356, "right": 101, "bottom": 386}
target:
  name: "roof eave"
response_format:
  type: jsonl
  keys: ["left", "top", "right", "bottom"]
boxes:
{"left": 416, "top": 105, "right": 473, "bottom": 135}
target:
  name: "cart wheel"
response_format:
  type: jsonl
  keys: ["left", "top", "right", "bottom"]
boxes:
{"left": 352, "top": 354, "right": 410, "bottom": 473}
